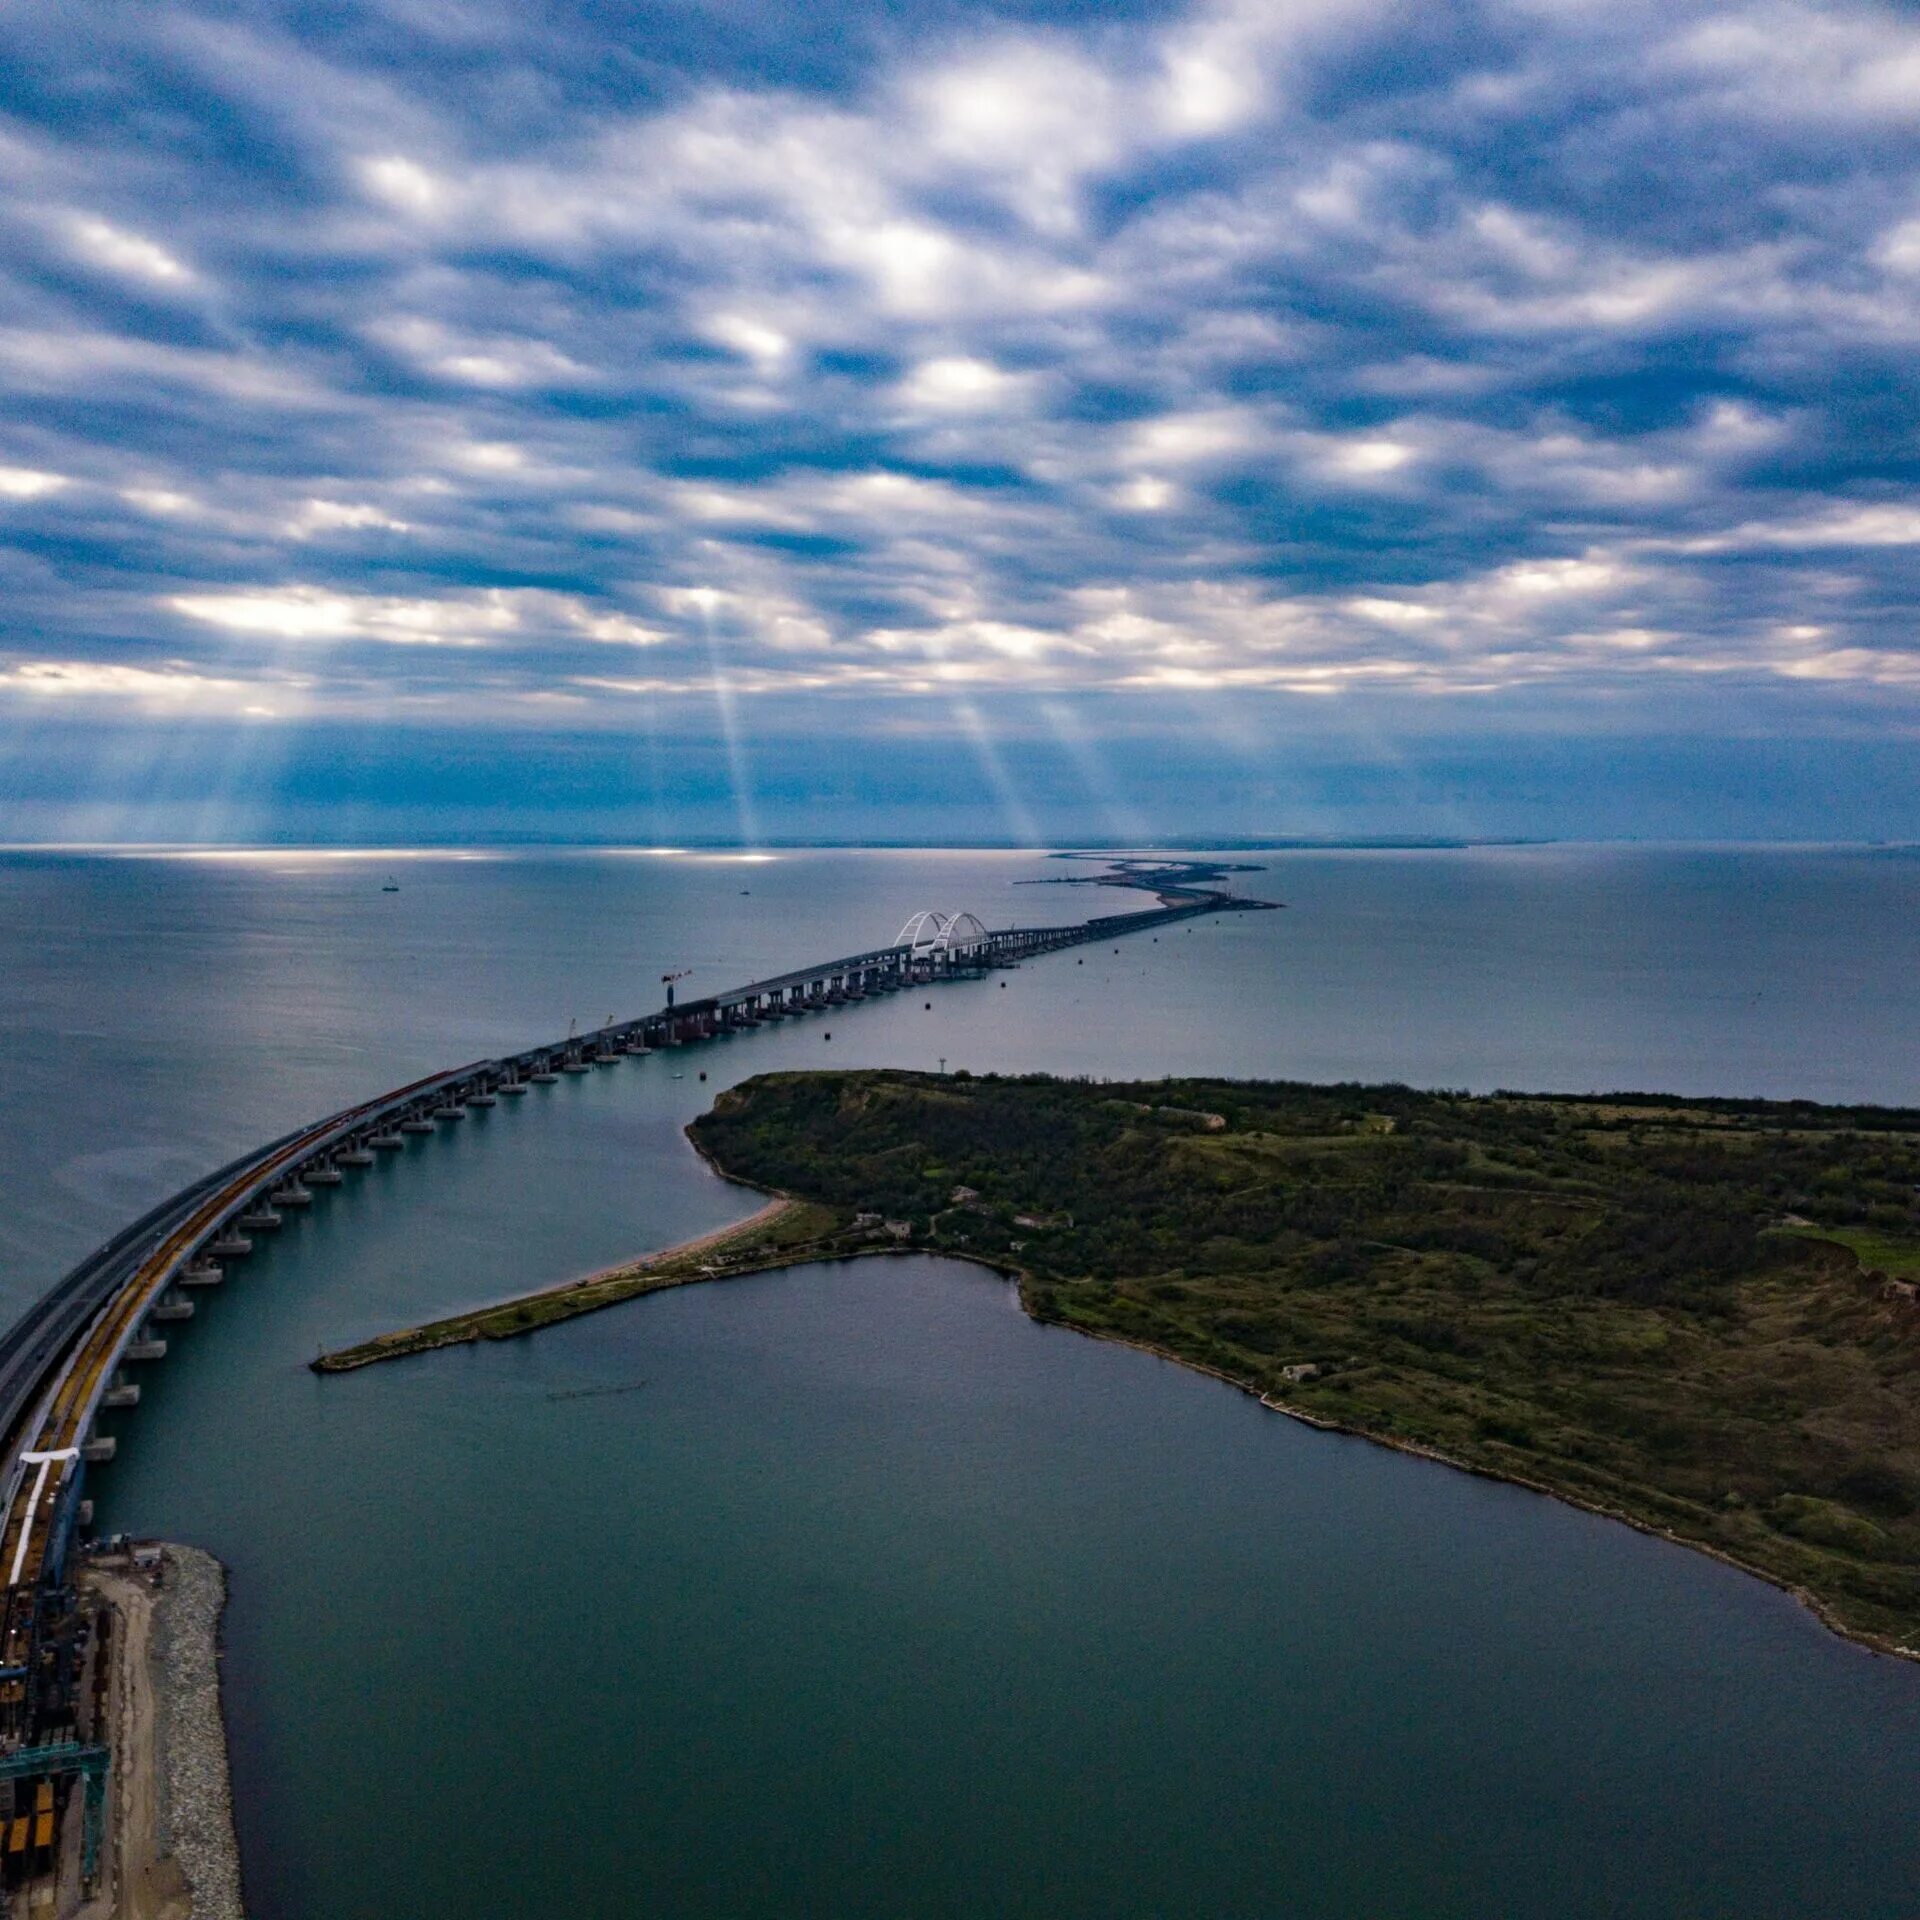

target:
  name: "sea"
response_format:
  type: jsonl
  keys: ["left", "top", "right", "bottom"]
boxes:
{"left": 0, "top": 844, "right": 1916, "bottom": 1918}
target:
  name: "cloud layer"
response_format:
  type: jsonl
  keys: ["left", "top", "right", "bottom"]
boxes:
{"left": 2, "top": 0, "right": 1919, "bottom": 751}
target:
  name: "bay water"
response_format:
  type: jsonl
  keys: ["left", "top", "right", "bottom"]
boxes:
{"left": 1, "top": 845, "right": 1917, "bottom": 1916}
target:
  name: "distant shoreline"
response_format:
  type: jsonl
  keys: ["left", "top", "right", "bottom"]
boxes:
{"left": 12, "top": 838, "right": 1915, "bottom": 856}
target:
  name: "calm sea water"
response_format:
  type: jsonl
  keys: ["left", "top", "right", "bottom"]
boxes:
{"left": 1, "top": 845, "right": 1917, "bottom": 1917}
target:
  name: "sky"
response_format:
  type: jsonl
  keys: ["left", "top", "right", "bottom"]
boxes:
{"left": 1, "top": 0, "right": 1917, "bottom": 843}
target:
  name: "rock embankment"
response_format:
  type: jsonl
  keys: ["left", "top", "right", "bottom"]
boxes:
{"left": 151, "top": 1547, "right": 244, "bottom": 1920}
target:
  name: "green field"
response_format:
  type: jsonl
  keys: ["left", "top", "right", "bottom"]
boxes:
{"left": 691, "top": 1069, "right": 1920, "bottom": 1653}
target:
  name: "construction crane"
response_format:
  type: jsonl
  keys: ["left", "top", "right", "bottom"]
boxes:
{"left": 662, "top": 968, "right": 692, "bottom": 1010}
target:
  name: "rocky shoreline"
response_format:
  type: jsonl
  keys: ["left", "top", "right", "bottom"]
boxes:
{"left": 151, "top": 1548, "right": 244, "bottom": 1920}
{"left": 77, "top": 1543, "right": 244, "bottom": 1920}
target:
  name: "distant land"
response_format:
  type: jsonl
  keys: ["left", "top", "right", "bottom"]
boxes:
{"left": 325, "top": 1068, "right": 1920, "bottom": 1657}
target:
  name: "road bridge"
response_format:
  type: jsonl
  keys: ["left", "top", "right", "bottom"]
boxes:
{"left": 0, "top": 878, "right": 1267, "bottom": 1885}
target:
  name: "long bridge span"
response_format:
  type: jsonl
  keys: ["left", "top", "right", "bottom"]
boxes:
{"left": 0, "top": 875, "right": 1267, "bottom": 1884}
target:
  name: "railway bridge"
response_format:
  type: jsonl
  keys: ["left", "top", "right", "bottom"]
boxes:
{"left": 0, "top": 879, "right": 1265, "bottom": 1888}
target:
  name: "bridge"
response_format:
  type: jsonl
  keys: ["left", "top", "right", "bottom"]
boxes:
{"left": 0, "top": 876, "right": 1266, "bottom": 1888}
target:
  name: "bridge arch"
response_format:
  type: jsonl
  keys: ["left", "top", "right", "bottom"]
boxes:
{"left": 894, "top": 909, "right": 989, "bottom": 957}
{"left": 894, "top": 909, "right": 950, "bottom": 954}
{"left": 940, "top": 911, "right": 989, "bottom": 956}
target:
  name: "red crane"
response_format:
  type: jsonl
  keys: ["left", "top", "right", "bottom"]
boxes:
{"left": 661, "top": 968, "right": 692, "bottom": 1009}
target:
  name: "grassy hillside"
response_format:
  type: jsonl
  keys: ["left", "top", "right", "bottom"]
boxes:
{"left": 692, "top": 1069, "right": 1920, "bottom": 1653}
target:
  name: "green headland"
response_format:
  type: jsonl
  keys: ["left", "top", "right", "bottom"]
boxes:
{"left": 320, "top": 1068, "right": 1920, "bottom": 1655}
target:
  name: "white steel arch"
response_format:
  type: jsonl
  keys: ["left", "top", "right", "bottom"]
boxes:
{"left": 895, "top": 909, "right": 949, "bottom": 953}
{"left": 894, "top": 909, "right": 990, "bottom": 957}
{"left": 941, "top": 911, "right": 988, "bottom": 955}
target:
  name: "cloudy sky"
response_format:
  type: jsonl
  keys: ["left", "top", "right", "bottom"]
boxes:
{"left": 2, "top": 0, "right": 1918, "bottom": 841}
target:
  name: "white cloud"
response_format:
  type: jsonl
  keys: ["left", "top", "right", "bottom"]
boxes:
{"left": 1115, "top": 476, "right": 1178, "bottom": 512}
{"left": 899, "top": 356, "right": 1028, "bottom": 411}
{"left": 1326, "top": 437, "right": 1416, "bottom": 478}
{"left": 706, "top": 313, "right": 792, "bottom": 371}
{"left": 169, "top": 586, "right": 532, "bottom": 645}
{"left": 170, "top": 587, "right": 364, "bottom": 639}
{"left": 0, "top": 659, "right": 268, "bottom": 709}
{"left": 2, "top": 0, "right": 1918, "bottom": 736}
{"left": 1672, "top": 8, "right": 1920, "bottom": 123}
{"left": 123, "top": 487, "right": 201, "bottom": 516}
{"left": 287, "top": 499, "right": 413, "bottom": 537}
{"left": 360, "top": 155, "right": 445, "bottom": 214}
{"left": 1124, "top": 409, "right": 1258, "bottom": 466}
{"left": 1877, "top": 219, "right": 1920, "bottom": 276}
{"left": 907, "top": 44, "right": 1121, "bottom": 234}
{"left": 371, "top": 318, "right": 586, "bottom": 388}
{"left": 69, "top": 216, "right": 191, "bottom": 285}
{"left": 0, "top": 467, "right": 68, "bottom": 499}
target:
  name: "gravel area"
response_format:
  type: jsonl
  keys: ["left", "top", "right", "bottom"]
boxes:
{"left": 151, "top": 1547, "right": 245, "bottom": 1920}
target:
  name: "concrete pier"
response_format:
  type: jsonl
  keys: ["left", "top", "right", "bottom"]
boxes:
{"left": 209, "top": 1232, "right": 250, "bottom": 1257}
{"left": 125, "top": 1339, "right": 168, "bottom": 1362}
{"left": 337, "top": 1145, "right": 375, "bottom": 1166}
{"left": 238, "top": 1207, "right": 281, "bottom": 1230}
{"left": 81, "top": 1436, "right": 115, "bottom": 1464}
{"left": 180, "top": 1264, "right": 223, "bottom": 1288}
{"left": 103, "top": 1382, "right": 140, "bottom": 1409}
{"left": 150, "top": 1297, "right": 194, "bottom": 1324}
